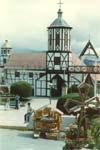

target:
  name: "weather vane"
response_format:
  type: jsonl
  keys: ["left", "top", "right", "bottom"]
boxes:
{"left": 58, "top": 0, "right": 63, "bottom": 9}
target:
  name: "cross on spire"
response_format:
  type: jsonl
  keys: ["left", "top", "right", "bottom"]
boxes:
{"left": 58, "top": 0, "right": 63, "bottom": 9}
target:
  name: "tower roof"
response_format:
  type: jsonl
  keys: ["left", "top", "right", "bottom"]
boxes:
{"left": 48, "top": 8, "right": 72, "bottom": 29}
{"left": 1, "top": 40, "right": 12, "bottom": 49}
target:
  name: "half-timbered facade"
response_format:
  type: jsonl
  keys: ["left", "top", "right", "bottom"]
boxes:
{"left": 46, "top": 7, "right": 73, "bottom": 96}
{"left": 4, "top": 53, "right": 46, "bottom": 96}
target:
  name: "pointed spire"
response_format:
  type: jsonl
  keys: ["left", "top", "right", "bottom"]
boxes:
{"left": 58, "top": 0, "right": 63, "bottom": 10}
{"left": 49, "top": 0, "right": 72, "bottom": 28}
{"left": 57, "top": 0, "right": 63, "bottom": 18}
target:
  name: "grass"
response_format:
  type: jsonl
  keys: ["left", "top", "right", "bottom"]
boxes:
{"left": 0, "top": 97, "right": 7, "bottom": 105}
{"left": 0, "top": 96, "right": 29, "bottom": 107}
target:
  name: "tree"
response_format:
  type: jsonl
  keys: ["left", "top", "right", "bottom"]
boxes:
{"left": 10, "top": 81, "right": 32, "bottom": 98}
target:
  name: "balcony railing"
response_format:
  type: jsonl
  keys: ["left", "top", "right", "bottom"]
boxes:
{"left": 47, "top": 65, "right": 100, "bottom": 74}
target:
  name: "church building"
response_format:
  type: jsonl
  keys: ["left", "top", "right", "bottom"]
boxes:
{"left": 0, "top": 2, "right": 99, "bottom": 97}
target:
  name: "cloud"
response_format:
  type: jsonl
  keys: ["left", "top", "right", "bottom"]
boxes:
{"left": 0, "top": 0, "right": 99, "bottom": 53}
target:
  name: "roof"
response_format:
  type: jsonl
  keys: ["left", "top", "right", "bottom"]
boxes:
{"left": 6, "top": 53, "right": 46, "bottom": 69}
{"left": 91, "top": 62, "right": 100, "bottom": 81}
{"left": 48, "top": 9, "right": 72, "bottom": 28}
{"left": 5, "top": 51, "right": 82, "bottom": 69}
{"left": 79, "top": 40, "right": 99, "bottom": 59}
{"left": 71, "top": 52, "right": 82, "bottom": 66}
{"left": 94, "top": 74, "right": 100, "bottom": 81}
{"left": 1, "top": 40, "right": 12, "bottom": 49}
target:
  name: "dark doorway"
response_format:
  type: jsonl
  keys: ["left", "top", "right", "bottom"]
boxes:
{"left": 32, "top": 88, "right": 34, "bottom": 96}
{"left": 51, "top": 75, "right": 64, "bottom": 97}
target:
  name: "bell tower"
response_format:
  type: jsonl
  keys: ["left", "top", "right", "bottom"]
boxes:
{"left": 48, "top": 2, "right": 72, "bottom": 52}
{"left": 0, "top": 40, "right": 12, "bottom": 66}
{"left": 46, "top": 1, "right": 72, "bottom": 96}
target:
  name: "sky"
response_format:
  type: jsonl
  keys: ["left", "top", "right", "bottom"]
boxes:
{"left": 0, "top": 0, "right": 100, "bottom": 55}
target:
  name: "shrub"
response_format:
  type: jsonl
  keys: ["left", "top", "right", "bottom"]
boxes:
{"left": 10, "top": 81, "right": 32, "bottom": 98}
{"left": 68, "top": 84, "right": 78, "bottom": 93}
{"left": 56, "top": 95, "right": 67, "bottom": 114}
{"left": 56, "top": 93, "right": 80, "bottom": 114}
{"left": 56, "top": 84, "right": 94, "bottom": 114}
{"left": 91, "top": 118, "right": 100, "bottom": 148}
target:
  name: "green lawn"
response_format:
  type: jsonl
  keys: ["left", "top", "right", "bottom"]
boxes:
{"left": 0, "top": 96, "right": 28, "bottom": 107}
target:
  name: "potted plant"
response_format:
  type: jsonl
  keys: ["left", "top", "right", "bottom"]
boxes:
{"left": 64, "top": 123, "right": 84, "bottom": 149}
